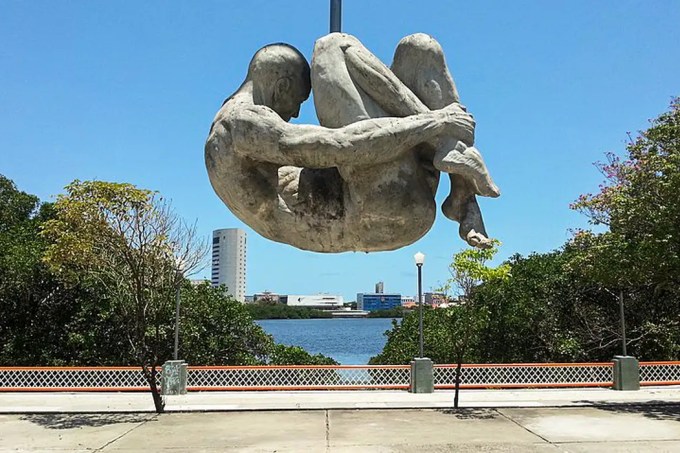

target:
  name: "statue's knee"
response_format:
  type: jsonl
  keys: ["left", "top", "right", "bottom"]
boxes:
{"left": 395, "top": 33, "right": 444, "bottom": 61}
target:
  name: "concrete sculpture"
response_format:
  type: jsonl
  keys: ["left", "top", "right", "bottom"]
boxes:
{"left": 205, "top": 33, "right": 499, "bottom": 252}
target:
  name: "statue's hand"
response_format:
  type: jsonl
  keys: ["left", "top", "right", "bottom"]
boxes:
{"left": 436, "top": 104, "right": 475, "bottom": 145}
{"left": 440, "top": 102, "right": 469, "bottom": 115}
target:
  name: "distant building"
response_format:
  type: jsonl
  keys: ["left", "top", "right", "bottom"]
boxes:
{"left": 244, "top": 295, "right": 255, "bottom": 303}
{"left": 253, "top": 291, "right": 281, "bottom": 303}
{"left": 286, "top": 294, "right": 344, "bottom": 310}
{"left": 401, "top": 295, "right": 416, "bottom": 308}
{"left": 190, "top": 278, "right": 210, "bottom": 286}
{"left": 211, "top": 228, "right": 246, "bottom": 302}
{"left": 424, "top": 292, "right": 449, "bottom": 307}
{"left": 357, "top": 293, "right": 401, "bottom": 312}
{"left": 375, "top": 281, "right": 384, "bottom": 294}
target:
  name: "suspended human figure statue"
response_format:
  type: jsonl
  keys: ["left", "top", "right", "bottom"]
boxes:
{"left": 205, "top": 33, "right": 499, "bottom": 252}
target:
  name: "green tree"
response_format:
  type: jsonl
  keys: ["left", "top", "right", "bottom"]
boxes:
{"left": 571, "top": 98, "right": 680, "bottom": 289}
{"left": 439, "top": 241, "right": 509, "bottom": 407}
{"left": 42, "top": 180, "right": 208, "bottom": 412}
{"left": 0, "top": 175, "right": 91, "bottom": 365}
{"left": 178, "top": 283, "right": 338, "bottom": 365}
{"left": 179, "top": 282, "right": 272, "bottom": 365}
{"left": 472, "top": 251, "right": 620, "bottom": 362}
{"left": 370, "top": 242, "right": 509, "bottom": 407}
{"left": 570, "top": 98, "right": 680, "bottom": 359}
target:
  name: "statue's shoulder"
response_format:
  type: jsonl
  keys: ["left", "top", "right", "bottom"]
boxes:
{"left": 219, "top": 95, "right": 275, "bottom": 124}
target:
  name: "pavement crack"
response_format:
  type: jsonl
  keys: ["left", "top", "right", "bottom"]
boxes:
{"left": 495, "top": 409, "right": 554, "bottom": 446}
{"left": 325, "top": 409, "right": 330, "bottom": 452}
{"left": 93, "top": 413, "right": 156, "bottom": 452}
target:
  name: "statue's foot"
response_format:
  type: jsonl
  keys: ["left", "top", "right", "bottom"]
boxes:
{"left": 434, "top": 142, "right": 500, "bottom": 198}
{"left": 465, "top": 229, "right": 493, "bottom": 249}
{"left": 442, "top": 174, "right": 493, "bottom": 249}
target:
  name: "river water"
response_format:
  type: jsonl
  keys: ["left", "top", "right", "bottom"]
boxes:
{"left": 256, "top": 318, "right": 399, "bottom": 364}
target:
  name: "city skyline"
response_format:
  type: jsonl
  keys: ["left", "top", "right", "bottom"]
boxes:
{"left": 2, "top": 1, "right": 679, "bottom": 302}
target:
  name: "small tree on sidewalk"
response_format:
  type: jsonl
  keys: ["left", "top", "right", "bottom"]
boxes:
{"left": 42, "top": 180, "right": 207, "bottom": 412}
{"left": 439, "top": 241, "right": 509, "bottom": 407}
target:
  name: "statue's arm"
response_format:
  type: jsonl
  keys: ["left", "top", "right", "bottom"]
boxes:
{"left": 229, "top": 105, "right": 474, "bottom": 168}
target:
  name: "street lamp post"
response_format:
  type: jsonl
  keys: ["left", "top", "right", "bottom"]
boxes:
{"left": 619, "top": 289, "right": 627, "bottom": 356}
{"left": 162, "top": 257, "right": 189, "bottom": 396}
{"left": 410, "top": 251, "right": 432, "bottom": 393}
{"left": 414, "top": 252, "right": 425, "bottom": 358}
{"left": 173, "top": 280, "right": 180, "bottom": 360}
{"left": 612, "top": 287, "right": 639, "bottom": 391}
{"left": 173, "top": 260, "right": 184, "bottom": 361}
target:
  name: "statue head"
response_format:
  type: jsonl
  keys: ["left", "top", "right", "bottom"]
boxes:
{"left": 248, "top": 44, "right": 311, "bottom": 121}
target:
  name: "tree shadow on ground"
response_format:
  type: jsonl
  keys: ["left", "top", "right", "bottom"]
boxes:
{"left": 437, "top": 408, "right": 497, "bottom": 419}
{"left": 580, "top": 402, "right": 680, "bottom": 422}
{"left": 21, "top": 413, "right": 155, "bottom": 430}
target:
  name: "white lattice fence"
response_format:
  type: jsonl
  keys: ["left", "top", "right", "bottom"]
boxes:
{"left": 187, "top": 366, "right": 411, "bottom": 390}
{"left": 434, "top": 363, "right": 614, "bottom": 388}
{"left": 640, "top": 362, "right": 680, "bottom": 385}
{"left": 1, "top": 362, "right": 679, "bottom": 391}
{"left": 0, "top": 367, "right": 159, "bottom": 391}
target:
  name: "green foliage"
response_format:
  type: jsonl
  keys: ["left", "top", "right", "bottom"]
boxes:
{"left": 371, "top": 242, "right": 509, "bottom": 366}
{"left": 370, "top": 308, "right": 447, "bottom": 364}
{"left": 266, "top": 344, "right": 338, "bottom": 366}
{"left": 440, "top": 241, "right": 509, "bottom": 363}
{"left": 178, "top": 283, "right": 272, "bottom": 365}
{"left": 179, "top": 283, "right": 338, "bottom": 365}
{"left": 472, "top": 251, "right": 610, "bottom": 362}
{"left": 566, "top": 98, "right": 680, "bottom": 359}
{"left": 0, "top": 176, "right": 334, "bottom": 371}
{"left": 571, "top": 97, "right": 680, "bottom": 290}
{"left": 245, "top": 302, "right": 332, "bottom": 320}
{"left": 0, "top": 175, "right": 40, "bottom": 231}
{"left": 0, "top": 174, "right": 83, "bottom": 366}
{"left": 372, "top": 101, "right": 680, "bottom": 366}
{"left": 366, "top": 307, "right": 405, "bottom": 318}
{"left": 41, "top": 181, "right": 186, "bottom": 380}
{"left": 440, "top": 239, "right": 510, "bottom": 298}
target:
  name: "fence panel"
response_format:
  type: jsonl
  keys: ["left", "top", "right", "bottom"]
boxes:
{"left": 434, "top": 363, "right": 614, "bottom": 389}
{"left": 0, "top": 367, "right": 158, "bottom": 391}
{"left": 187, "top": 365, "right": 411, "bottom": 390}
{"left": 639, "top": 361, "right": 680, "bottom": 386}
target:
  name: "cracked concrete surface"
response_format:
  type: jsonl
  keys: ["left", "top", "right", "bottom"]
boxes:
{"left": 2, "top": 406, "right": 680, "bottom": 452}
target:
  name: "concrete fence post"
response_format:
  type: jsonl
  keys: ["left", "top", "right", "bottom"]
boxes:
{"left": 612, "top": 356, "right": 640, "bottom": 391}
{"left": 410, "top": 358, "right": 434, "bottom": 393}
{"left": 161, "top": 360, "right": 188, "bottom": 395}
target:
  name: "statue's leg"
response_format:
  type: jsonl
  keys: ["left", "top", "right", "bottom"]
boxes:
{"left": 312, "top": 33, "right": 388, "bottom": 128}
{"left": 391, "top": 33, "right": 497, "bottom": 248}
{"left": 311, "top": 33, "right": 494, "bottom": 248}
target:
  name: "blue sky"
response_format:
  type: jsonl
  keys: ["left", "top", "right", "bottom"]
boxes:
{"left": 2, "top": 1, "right": 679, "bottom": 301}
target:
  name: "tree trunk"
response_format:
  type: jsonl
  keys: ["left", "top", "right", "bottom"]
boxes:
{"left": 142, "top": 363, "right": 165, "bottom": 413}
{"left": 454, "top": 358, "right": 462, "bottom": 408}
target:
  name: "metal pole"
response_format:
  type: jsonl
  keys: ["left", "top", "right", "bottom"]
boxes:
{"left": 330, "top": 0, "right": 342, "bottom": 33}
{"left": 417, "top": 263, "right": 423, "bottom": 358}
{"left": 173, "top": 280, "right": 181, "bottom": 360}
{"left": 619, "top": 289, "right": 627, "bottom": 356}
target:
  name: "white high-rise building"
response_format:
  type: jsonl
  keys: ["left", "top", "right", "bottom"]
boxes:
{"left": 211, "top": 228, "right": 247, "bottom": 302}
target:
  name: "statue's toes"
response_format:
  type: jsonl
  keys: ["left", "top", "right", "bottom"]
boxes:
{"left": 466, "top": 230, "right": 493, "bottom": 249}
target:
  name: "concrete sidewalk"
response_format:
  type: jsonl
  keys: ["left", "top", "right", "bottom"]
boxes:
{"left": 0, "top": 386, "right": 679, "bottom": 413}
{"left": 2, "top": 406, "right": 680, "bottom": 452}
